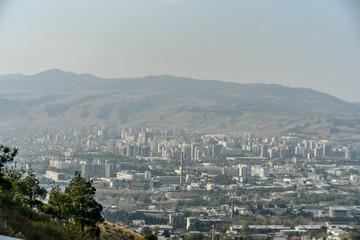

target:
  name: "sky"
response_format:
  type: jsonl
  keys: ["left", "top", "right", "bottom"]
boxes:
{"left": 0, "top": 0, "right": 359, "bottom": 101}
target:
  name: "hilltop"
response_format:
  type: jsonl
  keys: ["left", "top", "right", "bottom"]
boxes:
{"left": 1, "top": 69, "right": 360, "bottom": 138}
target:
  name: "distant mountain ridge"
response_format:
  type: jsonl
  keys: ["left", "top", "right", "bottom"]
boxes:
{"left": 1, "top": 69, "right": 360, "bottom": 138}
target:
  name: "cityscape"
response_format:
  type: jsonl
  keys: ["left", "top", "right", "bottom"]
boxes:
{"left": 1, "top": 1, "right": 360, "bottom": 239}
{"left": 1, "top": 125, "right": 359, "bottom": 239}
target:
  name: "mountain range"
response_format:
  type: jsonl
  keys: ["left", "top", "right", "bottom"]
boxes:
{"left": 1, "top": 69, "right": 360, "bottom": 138}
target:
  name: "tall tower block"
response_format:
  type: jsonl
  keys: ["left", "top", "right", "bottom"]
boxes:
{"left": 231, "top": 200, "right": 234, "bottom": 219}
{"left": 180, "top": 152, "right": 184, "bottom": 187}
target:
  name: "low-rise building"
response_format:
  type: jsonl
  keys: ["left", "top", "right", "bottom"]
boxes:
{"left": 329, "top": 206, "right": 351, "bottom": 218}
{"left": 169, "top": 213, "right": 184, "bottom": 226}
{"left": 45, "top": 170, "right": 66, "bottom": 181}
{"left": 186, "top": 217, "right": 221, "bottom": 231}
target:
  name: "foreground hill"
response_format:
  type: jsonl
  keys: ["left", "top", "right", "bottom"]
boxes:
{"left": 100, "top": 222, "right": 143, "bottom": 240}
{"left": 0, "top": 204, "right": 141, "bottom": 240}
{"left": 1, "top": 69, "right": 360, "bottom": 138}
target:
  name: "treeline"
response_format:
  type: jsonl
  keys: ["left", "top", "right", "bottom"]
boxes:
{"left": 103, "top": 210, "right": 168, "bottom": 225}
{"left": 0, "top": 145, "right": 103, "bottom": 240}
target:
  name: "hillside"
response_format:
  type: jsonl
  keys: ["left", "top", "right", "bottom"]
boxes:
{"left": 1, "top": 69, "right": 360, "bottom": 138}
{"left": 100, "top": 222, "right": 143, "bottom": 240}
{"left": 0, "top": 203, "right": 141, "bottom": 240}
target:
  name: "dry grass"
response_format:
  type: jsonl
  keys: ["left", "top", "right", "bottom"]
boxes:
{"left": 100, "top": 221, "right": 143, "bottom": 240}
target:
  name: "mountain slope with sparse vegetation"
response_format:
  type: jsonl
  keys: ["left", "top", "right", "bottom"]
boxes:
{"left": 1, "top": 69, "right": 360, "bottom": 138}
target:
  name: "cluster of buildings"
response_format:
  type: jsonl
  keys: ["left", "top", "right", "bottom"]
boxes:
{"left": 117, "top": 206, "right": 359, "bottom": 240}
{"left": 1, "top": 125, "right": 360, "bottom": 239}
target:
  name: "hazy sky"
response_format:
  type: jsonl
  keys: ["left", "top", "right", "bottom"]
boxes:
{"left": 0, "top": 0, "right": 359, "bottom": 101}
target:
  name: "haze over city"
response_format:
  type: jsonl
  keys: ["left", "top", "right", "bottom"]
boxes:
{"left": 1, "top": 1, "right": 360, "bottom": 240}
{"left": 0, "top": 0, "right": 360, "bottom": 101}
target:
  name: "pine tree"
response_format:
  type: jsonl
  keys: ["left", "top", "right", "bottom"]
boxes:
{"left": 43, "top": 182, "right": 71, "bottom": 221}
{"left": 0, "top": 145, "right": 18, "bottom": 191}
{"left": 65, "top": 171, "right": 103, "bottom": 233}
{"left": 16, "top": 168, "right": 46, "bottom": 209}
